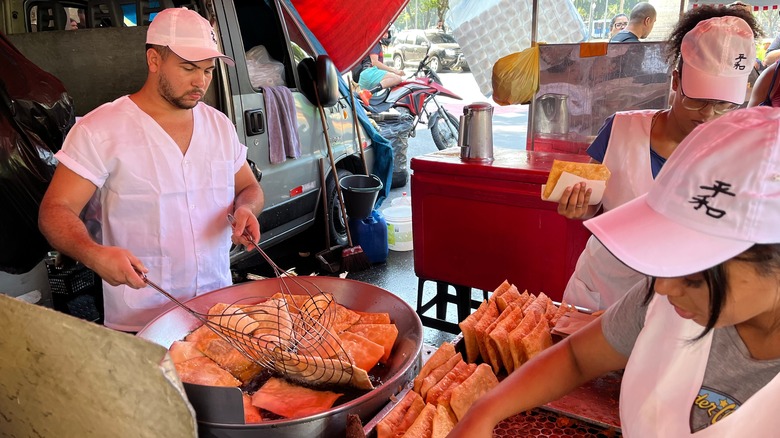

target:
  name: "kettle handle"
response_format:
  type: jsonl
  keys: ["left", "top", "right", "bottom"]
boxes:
{"left": 458, "top": 114, "right": 468, "bottom": 147}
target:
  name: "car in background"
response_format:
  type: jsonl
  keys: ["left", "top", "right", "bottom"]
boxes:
{"left": 388, "top": 29, "right": 467, "bottom": 73}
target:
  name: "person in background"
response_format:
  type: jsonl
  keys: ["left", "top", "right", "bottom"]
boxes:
{"left": 610, "top": 2, "right": 656, "bottom": 42}
{"left": 557, "top": 8, "right": 760, "bottom": 311}
{"left": 608, "top": 13, "right": 628, "bottom": 39}
{"left": 759, "top": 9, "right": 780, "bottom": 68}
{"left": 450, "top": 105, "right": 780, "bottom": 437}
{"left": 38, "top": 7, "right": 264, "bottom": 332}
{"left": 354, "top": 31, "right": 404, "bottom": 92}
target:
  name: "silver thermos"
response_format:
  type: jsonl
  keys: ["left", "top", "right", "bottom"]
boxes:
{"left": 534, "top": 93, "right": 570, "bottom": 136}
{"left": 458, "top": 102, "right": 494, "bottom": 163}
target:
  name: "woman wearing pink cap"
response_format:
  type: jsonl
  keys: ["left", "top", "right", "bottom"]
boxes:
{"left": 451, "top": 106, "right": 780, "bottom": 437}
{"left": 558, "top": 7, "right": 763, "bottom": 311}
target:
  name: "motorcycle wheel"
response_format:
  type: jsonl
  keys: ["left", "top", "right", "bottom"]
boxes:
{"left": 429, "top": 109, "right": 460, "bottom": 151}
{"left": 393, "top": 54, "right": 404, "bottom": 71}
{"left": 428, "top": 56, "right": 441, "bottom": 73}
{"left": 326, "top": 168, "right": 351, "bottom": 246}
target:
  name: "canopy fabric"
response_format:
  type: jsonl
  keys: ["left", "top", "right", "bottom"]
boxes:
{"left": 282, "top": 0, "right": 396, "bottom": 205}
{"left": 290, "top": 0, "right": 409, "bottom": 72}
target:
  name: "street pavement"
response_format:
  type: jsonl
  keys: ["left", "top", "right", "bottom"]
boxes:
{"left": 356, "top": 71, "right": 532, "bottom": 346}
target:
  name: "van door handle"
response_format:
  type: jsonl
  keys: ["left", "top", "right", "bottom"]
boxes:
{"left": 244, "top": 109, "right": 265, "bottom": 136}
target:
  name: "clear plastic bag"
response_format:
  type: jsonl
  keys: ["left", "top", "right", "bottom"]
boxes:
{"left": 246, "top": 45, "right": 286, "bottom": 88}
{"left": 492, "top": 44, "right": 540, "bottom": 106}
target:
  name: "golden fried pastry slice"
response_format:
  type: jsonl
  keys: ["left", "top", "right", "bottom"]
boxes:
{"left": 450, "top": 364, "right": 499, "bottom": 421}
{"left": 413, "top": 343, "right": 456, "bottom": 393}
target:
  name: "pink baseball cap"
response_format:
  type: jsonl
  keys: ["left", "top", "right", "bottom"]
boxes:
{"left": 680, "top": 16, "right": 755, "bottom": 104}
{"left": 146, "top": 8, "right": 234, "bottom": 66}
{"left": 585, "top": 107, "right": 780, "bottom": 278}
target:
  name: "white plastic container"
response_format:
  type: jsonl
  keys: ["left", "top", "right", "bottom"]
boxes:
{"left": 383, "top": 205, "right": 413, "bottom": 251}
{"left": 391, "top": 192, "right": 411, "bottom": 207}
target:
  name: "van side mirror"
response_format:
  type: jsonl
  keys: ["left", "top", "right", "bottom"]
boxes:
{"left": 297, "top": 55, "right": 340, "bottom": 107}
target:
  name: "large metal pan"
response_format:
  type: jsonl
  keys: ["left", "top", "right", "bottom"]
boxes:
{"left": 137, "top": 276, "right": 423, "bottom": 438}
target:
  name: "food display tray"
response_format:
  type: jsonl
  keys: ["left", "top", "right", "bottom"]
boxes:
{"left": 363, "top": 339, "right": 622, "bottom": 437}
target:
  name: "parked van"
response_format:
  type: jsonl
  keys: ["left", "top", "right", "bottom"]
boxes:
{"left": 0, "top": 0, "right": 374, "bottom": 271}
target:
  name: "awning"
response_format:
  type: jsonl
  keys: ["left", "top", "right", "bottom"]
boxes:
{"left": 290, "top": 0, "right": 409, "bottom": 72}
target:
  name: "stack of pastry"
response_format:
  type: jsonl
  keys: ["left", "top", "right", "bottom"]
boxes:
{"left": 376, "top": 342, "right": 499, "bottom": 438}
{"left": 460, "top": 280, "right": 576, "bottom": 374}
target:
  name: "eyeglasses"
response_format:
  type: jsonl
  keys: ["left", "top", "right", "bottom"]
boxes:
{"left": 613, "top": 22, "right": 628, "bottom": 29}
{"left": 679, "top": 88, "right": 739, "bottom": 115}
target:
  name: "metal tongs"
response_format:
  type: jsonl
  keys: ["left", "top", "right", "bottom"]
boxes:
{"left": 226, "top": 214, "right": 286, "bottom": 274}
{"left": 138, "top": 270, "right": 190, "bottom": 309}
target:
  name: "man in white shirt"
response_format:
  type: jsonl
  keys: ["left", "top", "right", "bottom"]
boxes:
{"left": 38, "top": 8, "right": 264, "bottom": 332}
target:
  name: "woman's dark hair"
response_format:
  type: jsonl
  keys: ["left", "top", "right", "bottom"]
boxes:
{"left": 665, "top": 5, "right": 764, "bottom": 68}
{"left": 644, "top": 243, "right": 780, "bottom": 339}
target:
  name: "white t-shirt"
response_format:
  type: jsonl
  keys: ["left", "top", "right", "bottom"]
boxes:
{"left": 55, "top": 96, "right": 247, "bottom": 331}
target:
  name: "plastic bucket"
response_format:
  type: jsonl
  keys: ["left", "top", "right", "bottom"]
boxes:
{"left": 340, "top": 174, "right": 383, "bottom": 219}
{"left": 383, "top": 205, "right": 413, "bottom": 251}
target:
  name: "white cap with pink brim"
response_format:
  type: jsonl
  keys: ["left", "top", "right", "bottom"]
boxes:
{"left": 146, "top": 7, "right": 235, "bottom": 66}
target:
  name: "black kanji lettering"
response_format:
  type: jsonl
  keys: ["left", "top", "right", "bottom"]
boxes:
{"left": 699, "top": 181, "right": 736, "bottom": 198}
{"left": 734, "top": 54, "right": 747, "bottom": 71}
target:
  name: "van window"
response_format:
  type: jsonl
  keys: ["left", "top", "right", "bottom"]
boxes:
{"left": 234, "top": 0, "right": 294, "bottom": 88}
{"left": 25, "top": 0, "right": 143, "bottom": 31}
{"left": 28, "top": 2, "right": 81, "bottom": 32}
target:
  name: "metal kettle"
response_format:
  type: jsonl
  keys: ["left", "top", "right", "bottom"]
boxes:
{"left": 458, "top": 102, "right": 494, "bottom": 162}
{"left": 534, "top": 93, "right": 570, "bottom": 136}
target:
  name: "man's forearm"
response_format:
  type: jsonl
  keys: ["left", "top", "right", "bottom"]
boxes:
{"left": 39, "top": 205, "right": 102, "bottom": 269}
{"left": 234, "top": 183, "right": 264, "bottom": 216}
{"left": 764, "top": 50, "right": 780, "bottom": 67}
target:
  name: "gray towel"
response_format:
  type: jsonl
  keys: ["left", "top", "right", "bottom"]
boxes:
{"left": 262, "top": 86, "right": 301, "bottom": 164}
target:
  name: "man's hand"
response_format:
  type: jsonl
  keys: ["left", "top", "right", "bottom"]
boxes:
{"left": 88, "top": 246, "right": 148, "bottom": 288}
{"left": 230, "top": 205, "right": 261, "bottom": 250}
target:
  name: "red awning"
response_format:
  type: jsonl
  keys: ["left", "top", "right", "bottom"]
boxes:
{"left": 291, "top": 0, "right": 408, "bottom": 72}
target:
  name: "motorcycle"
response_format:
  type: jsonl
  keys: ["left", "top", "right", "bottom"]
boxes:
{"left": 358, "top": 53, "right": 462, "bottom": 151}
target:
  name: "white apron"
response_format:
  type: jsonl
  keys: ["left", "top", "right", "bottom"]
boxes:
{"left": 620, "top": 295, "right": 780, "bottom": 436}
{"left": 56, "top": 97, "right": 244, "bottom": 332}
{"left": 562, "top": 111, "right": 657, "bottom": 310}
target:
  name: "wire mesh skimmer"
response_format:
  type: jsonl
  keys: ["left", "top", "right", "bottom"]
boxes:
{"left": 139, "top": 214, "right": 373, "bottom": 390}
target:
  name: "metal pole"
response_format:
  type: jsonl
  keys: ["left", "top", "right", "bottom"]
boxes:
{"left": 589, "top": 0, "right": 596, "bottom": 38}
{"left": 530, "top": 0, "right": 539, "bottom": 44}
{"left": 528, "top": 0, "right": 539, "bottom": 151}
{"left": 415, "top": 0, "right": 418, "bottom": 29}
{"left": 603, "top": 0, "right": 609, "bottom": 38}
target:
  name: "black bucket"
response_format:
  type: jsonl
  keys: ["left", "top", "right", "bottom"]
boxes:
{"left": 340, "top": 174, "right": 383, "bottom": 219}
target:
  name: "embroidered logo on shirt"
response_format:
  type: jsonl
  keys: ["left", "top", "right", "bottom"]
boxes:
{"left": 689, "top": 180, "right": 736, "bottom": 218}
{"left": 692, "top": 388, "right": 740, "bottom": 430}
